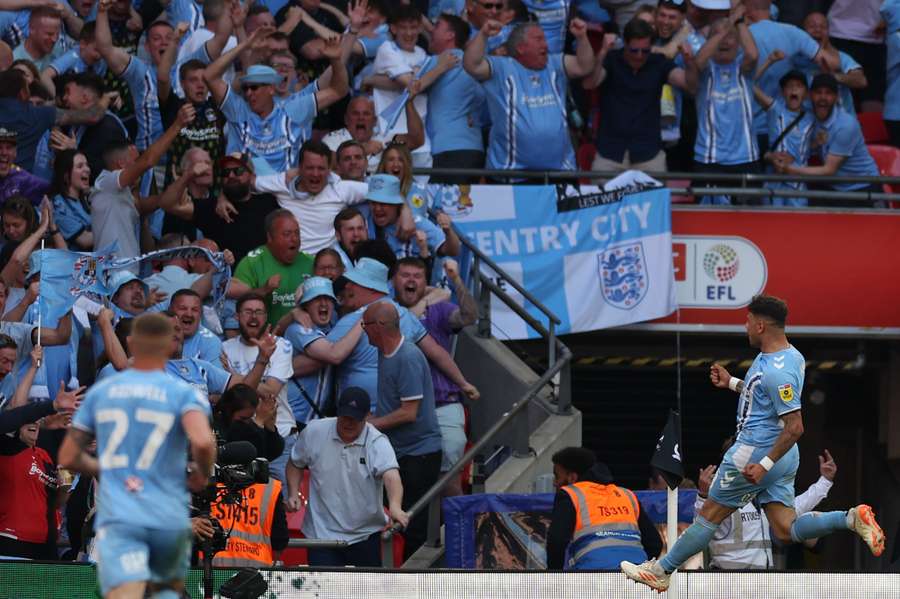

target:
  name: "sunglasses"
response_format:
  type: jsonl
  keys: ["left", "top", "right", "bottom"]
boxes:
{"left": 242, "top": 83, "right": 265, "bottom": 92}
{"left": 222, "top": 166, "right": 247, "bottom": 176}
{"left": 626, "top": 46, "right": 652, "bottom": 55}
{"left": 479, "top": 1, "right": 503, "bottom": 10}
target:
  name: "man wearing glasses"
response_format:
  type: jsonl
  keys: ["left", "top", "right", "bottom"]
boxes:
{"left": 223, "top": 293, "right": 296, "bottom": 482}
{"left": 585, "top": 18, "right": 692, "bottom": 177}
{"left": 465, "top": 0, "right": 512, "bottom": 53}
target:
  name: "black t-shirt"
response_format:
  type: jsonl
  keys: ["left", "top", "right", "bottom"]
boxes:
{"left": 596, "top": 50, "right": 677, "bottom": 163}
{"left": 78, "top": 114, "right": 130, "bottom": 185}
{"left": 192, "top": 192, "right": 280, "bottom": 263}
{"left": 161, "top": 95, "right": 227, "bottom": 189}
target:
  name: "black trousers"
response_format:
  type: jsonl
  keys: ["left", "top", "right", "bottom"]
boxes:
{"left": 307, "top": 531, "right": 381, "bottom": 568}
{"left": 693, "top": 160, "right": 762, "bottom": 205}
{"left": 397, "top": 450, "right": 442, "bottom": 560}
{"left": 886, "top": 120, "right": 900, "bottom": 149}
{"left": 431, "top": 150, "right": 486, "bottom": 185}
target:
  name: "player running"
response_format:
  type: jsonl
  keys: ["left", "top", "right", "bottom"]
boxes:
{"left": 621, "top": 295, "right": 884, "bottom": 592}
{"left": 59, "top": 313, "right": 217, "bottom": 599}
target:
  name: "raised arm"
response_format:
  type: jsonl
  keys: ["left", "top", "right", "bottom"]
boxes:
{"left": 313, "top": 34, "right": 350, "bottom": 111}
{"left": 582, "top": 32, "right": 616, "bottom": 90}
{"left": 732, "top": 5, "right": 757, "bottom": 74}
{"left": 54, "top": 91, "right": 114, "bottom": 127}
{"left": 95, "top": 0, "right": 132, "bottom": 75}
{"left": 158, "top": 165, "right": 199, "bottom": 221}
{"left": 205, "top": 25, "right": 274, "bottom": 105}
{"left": 302, "top": 320, "right": 363, "bottom": 365}
{"left": 119, "top": 103, "right": 196, "bottom": 190}
{"left": 562, "top": 19, "right": 595, "bottom": 79}
{"left": 95, "top": 308, "right": 129, "bottom": 370}
{"left": 444, "top": 259, "right": 478, "bottom": 329}
{"left": 692, "top": 25, "right": 727, "bottom": 73}
{"left": 204, "top": 3, "right": 235, "bottom": 61}
{"left": 158, "top": 22, "right": 191, "bottom": 104}
{"left": 463, "top": 20, "right": 501, "bottom": 82}
{"left": 834, "top": 66, "right": 867, "bottom": 90}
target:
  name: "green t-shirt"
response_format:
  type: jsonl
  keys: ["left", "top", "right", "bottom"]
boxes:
{"left": 234, "top": 245, "right": 314, "bottom": 326}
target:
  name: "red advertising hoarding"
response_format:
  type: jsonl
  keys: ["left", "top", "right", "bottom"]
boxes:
{"left": 644, "top": 208, "right": 900, "bottom": 335}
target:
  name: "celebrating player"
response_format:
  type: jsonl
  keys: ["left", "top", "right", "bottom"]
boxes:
{"left": 59, "top": 313, "right": 217, "bottom": 599}
{"left": 621, "top": 295, "right": 884, "bottom": 592}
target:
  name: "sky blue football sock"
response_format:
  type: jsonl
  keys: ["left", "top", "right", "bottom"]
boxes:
{"left": 659, "top": 515, "right": 718, "bottom": 573}
{"left": 790, "top": 511, "right": 849, "bottom": 543}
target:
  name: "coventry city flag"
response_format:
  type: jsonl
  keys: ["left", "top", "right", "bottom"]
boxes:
{"left": 31, "top": 245, "right": 114, "bottom": 326}
{"left": 450, "top": 184, "right": 677, "bottom": 339}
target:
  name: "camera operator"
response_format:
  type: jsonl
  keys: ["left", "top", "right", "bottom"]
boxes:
{"left": 191, "top": 385, "right": 289, "bottom": 568}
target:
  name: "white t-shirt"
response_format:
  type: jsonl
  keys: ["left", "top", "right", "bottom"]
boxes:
{"left": 372, "top": 41, "right": 430, "bottom": 154}
{"left": 223, "top": 336, "right": 295, "bottom": 437}
{"left": 254, "top": 174, "right": 368, "bottom": 254}
{"left": 90, "top": 170, "right": 140, "bottom": 262}
{"left": 321, "top": 127, "right": 387, "bottom": 174}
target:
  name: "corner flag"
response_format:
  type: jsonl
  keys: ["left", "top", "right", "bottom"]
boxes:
{"left": 651, "top": 409, "right": 684, "bottom": 489}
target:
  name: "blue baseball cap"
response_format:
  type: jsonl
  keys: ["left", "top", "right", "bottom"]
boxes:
{"left": 298, "top": 276, "right": 337, "bottom": 305}
{"left": 108, "top": 269, "right": 149, "bottom": 298}
{"left": 240, "top": 64, "right": 282, "bottom": 86}
{"left": 365, "top": 174, "right": 405, "bottom": 205}
{"left": 336, "top": 386, "right": 370, "bottom": 420}
{"left": 337, "top": 257, "right": 389, "bottom": 295}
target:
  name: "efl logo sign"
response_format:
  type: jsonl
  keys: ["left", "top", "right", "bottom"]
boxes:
{"left": 672, "top": 236, "right": 767, "bottom": 308}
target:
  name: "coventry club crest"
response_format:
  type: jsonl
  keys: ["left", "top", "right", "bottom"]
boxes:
{"left": 598, "top": 242, "right": 648, "bottom": 309}
{"left": 70, "top": 255, "right": 103, "bottom": 294}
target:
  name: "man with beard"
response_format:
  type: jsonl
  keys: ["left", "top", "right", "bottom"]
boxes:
{"left": 165, "top": 153, "right": 279, "bottom": 263}
{"left": 169, "top": 289, "right": 222, "bottom": 362}
{"left": 284, "top": 276, "right": 363, "bottom": 424}
{"left": 222, "top": 293, "right": 295, "bottom": 482}
{"left": 392, "top": 256, "right": 476, "bottom": 496}
{"left": 773, "top": 73, "right": 881, "bottom": 205}
{"left": 331, "top": 206, "right": 367, "bottom": 269}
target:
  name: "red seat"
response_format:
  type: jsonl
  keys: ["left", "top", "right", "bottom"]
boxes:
{"left": 858, "top": 112, "right": 890, "bottom": 144}
{"left": 666, "top": 178, "right": 695, "bottom": 204}
{"left": 867, "top": 144, "right": 900, "bottom": 207}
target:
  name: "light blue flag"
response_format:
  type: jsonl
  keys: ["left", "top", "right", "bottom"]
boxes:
{"left": 379, "top": 55, "right": 437, "bottom": 132}
{"left": 32, "top": 244, "right": 115, "bottom": 326}
{"left": 450, "top": 183, "right": 677, "bottom": 339}
{"left": 108, "top": 246, "right": 232, "bottom": 312}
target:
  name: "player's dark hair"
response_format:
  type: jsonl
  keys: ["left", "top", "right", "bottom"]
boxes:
{"left": 170, "top": 288, "right": 201, "bottom": 306}
{"left": 0, "top": 333, "right": 17, "bottom": 350}
{"left": 216, "top": 383, "right": 259, "bottom": 424}
{"left": 394, "top": 256, "right": 427, "bottom": 275}
{"left": 747, "top": 294, "right": 788, "bottom": 328}
{"left": 179, "top": 58, "right": 207, "bottom": 81}
{"left": 264, "top": 208, "right": 295, "bottom": 236}
{"left": 438, "top": 14, "right": 470, "bottom": 48}
{"left": 74, "top": 71, "right": 105, "bottom": 98}
{"left": 354, "top": 239, "right": 396, "bottom": 272}
{"left": 299, "top": 139, "right": 332, "bottom": 165}
{"left": 388, "top": 4, "right": 421, "bottom": 24}
{"left": 236, "top": 292, "right": 267, "bottom": 313}
{"left": 314, "top": 247, "right": 342, "bottom": 269}
{"left": 333, "top": 206, "right": 364, "bottom": 230}
{"left": 623, "top": 17, "right": 655, "bottom": 42}
{"left": 552, "top": 447, "right": 596, "bottom": 480}
{"left": 102, "top": 140, "right": 132, "bottom": 168}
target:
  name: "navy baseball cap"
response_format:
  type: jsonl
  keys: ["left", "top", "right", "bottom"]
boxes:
{"left": 336, "top": 387, "right": 370, "bottom": 420}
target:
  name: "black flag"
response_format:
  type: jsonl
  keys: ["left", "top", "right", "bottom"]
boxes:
{"left": 651, "top": 410, "right": 684, "bottom": 489}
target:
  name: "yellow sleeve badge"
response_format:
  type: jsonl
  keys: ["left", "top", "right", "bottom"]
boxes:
{"left": 778, "top": 383, "right": 794, "bottom": 403}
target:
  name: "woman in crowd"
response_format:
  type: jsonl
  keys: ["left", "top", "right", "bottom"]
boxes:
{"left": 50, "top": 150, "right": 93, "bottom": 251}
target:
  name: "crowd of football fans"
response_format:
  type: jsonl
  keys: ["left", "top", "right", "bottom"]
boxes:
{"left": 0, "top": 0, "right": 896, "bottom": 568}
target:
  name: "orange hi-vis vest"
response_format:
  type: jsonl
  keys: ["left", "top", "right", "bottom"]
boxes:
{"left": 561, "top": 481, "right": 643, "bottom": 568}
{"left": 211, "top": 478, "right": 282, "bottom": 568}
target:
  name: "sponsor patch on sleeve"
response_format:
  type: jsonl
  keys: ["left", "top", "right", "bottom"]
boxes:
{"left": 778, "top": 383, "right": 794, "bottom": 403}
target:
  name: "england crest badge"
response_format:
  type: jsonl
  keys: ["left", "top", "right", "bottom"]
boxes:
{"left": 598, "top": 242, "right": 648, "bottom": 309}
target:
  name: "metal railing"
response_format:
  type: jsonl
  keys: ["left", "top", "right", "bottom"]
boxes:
{"left": 381, "top": 221, "right": 573, "bottom": 567}
{"left": 413, "top": 168, "right": 900, "bottom": 203}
